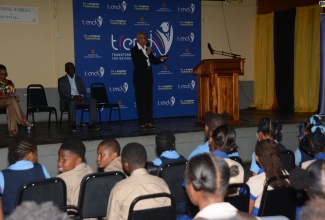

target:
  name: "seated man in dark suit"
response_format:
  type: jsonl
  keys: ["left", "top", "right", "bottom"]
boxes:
{"left": 58, "top": 62, "right": 99, "bottom": 131}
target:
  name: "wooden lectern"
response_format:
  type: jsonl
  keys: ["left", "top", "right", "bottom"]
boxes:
{"left": 193, "top": 59, "right": 245, "bottom": 124}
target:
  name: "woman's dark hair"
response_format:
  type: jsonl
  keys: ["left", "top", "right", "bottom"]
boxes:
{"left": 155, "top": 130, "right": 176, "bottom": 156}
{"left": 257, "top": 117, "right": 282, "bottom": 142}
{"left": 255, "top": 139, "right": 289, "bottom": 189}
{"left": 185, "top": 153, "right": 237, "bottom": 196}
{"left": 299, "top": 131, "right": 325, "bottom": 156}
{"left": 0, "top": 64, "right": 7, "bottom": 70}
{"left": 8, "top": 135, "right": 37, "bottom": 165}
{"left": 290, "top": 160, "right": 325, "bottom": 199}
{"left": 210, "top": 124, "right": 238, "bottom": 153}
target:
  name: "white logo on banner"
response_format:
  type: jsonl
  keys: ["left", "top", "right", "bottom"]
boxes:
{"left": 178, "top": 3, "right": 195, "bottom": 13}
{"left": 109, "top": 82, "right": 128, "bottom": 93}
{"left": 107, "top": 1, "right": 127, "bottom": 11}
{"left": 153, "top": 22, "right": 173, "bottom": 55}
{"left": 158, "top": 96, "right": 176, "bottom": 106}
{"left": 82, "top": 16, "right": 103, "bottom": 27}
{"left": 177, "top": 32, "right": 195, "bottom": 42}
{"left": 178, "top": 80, "right": 196, "bottom": 90}
{"left": 84, "top": 67, "right": 105, "bottom": 77}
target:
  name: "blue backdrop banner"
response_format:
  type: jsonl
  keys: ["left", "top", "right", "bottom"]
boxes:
{"left": 73, "top": 0, "right": 201, "bottom": 121}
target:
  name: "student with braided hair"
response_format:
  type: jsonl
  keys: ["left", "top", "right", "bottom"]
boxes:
{"left": 247, "top": 139, "right": 289, "bottom": 216}
{"left": 250, "top": 117, "right": 286, "bottom": 176}
{"left": 0, "top": 136, "right": 50, "bottom": 216}
{"left": 299, "top": 131, "right": 325, "bottom": 169}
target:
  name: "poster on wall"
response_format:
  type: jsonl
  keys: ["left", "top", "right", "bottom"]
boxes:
{"left": 73, "top": 0, "right": 201, "bottom": 121}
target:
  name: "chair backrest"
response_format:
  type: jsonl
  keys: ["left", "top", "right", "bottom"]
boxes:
{"left": 225, "top": 183, "right": 250, "bottom": 212}
{"left": 27, "top": 84, "right": 49, "bottom": 107}
{"left": 258, "top": 176, "right": 296, "bottom": 220}
{"left": 91, "top": 83, "right": 109, "bottom": 104}
{"left": 280, "top": 149, "right": 296, "bottom": 172}
{"left": 145, "top": 161, "right": 159, "bottom": 175}
{"left": 229, "top": 156, "right": 243, "bottom": 165}
{"left": 157, "top": 161, "right": 188, "bottom": 204}
{"left": 127, "top": 193, "right": 176, "bottom": 220}
{"left": 78, "top": 171, "right": 126, "bottom": 218}
{"left": 16, "top": 177, "right": 66, "bottom": 207}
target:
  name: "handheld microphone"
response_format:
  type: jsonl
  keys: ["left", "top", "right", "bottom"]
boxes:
{"left": 207, "top": 43, "right": 214, "bottom": 55}
{"left": 146, "top": 41, "right": 150, "bottom": 50}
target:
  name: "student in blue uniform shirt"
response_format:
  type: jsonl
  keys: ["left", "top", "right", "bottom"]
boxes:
{"left": 0, "top": 136, "right": 50, "bottom": 216}
{"left": 152, "top": 130, "right": 186, "bottom": 166}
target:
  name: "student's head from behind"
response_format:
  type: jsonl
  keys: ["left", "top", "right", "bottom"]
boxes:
{"left": 97, "top": 139, "right": 120, "bottom": 169}
{"left": 290, "top": 160, "right": 325, "bottom": 200}
{"left": 185, "top": 153, "right": 234, "bottom": 207}
{"left": 204, "top": 111, "right": 229, "bottom": 138}
{"left": 299, "top": 131, "right": 325, "bottom": 157}
{"left": 256, "top": 117, "right": 282, "bottom": 142}
{"left": 155, "top": 130, "right": 176, "bottom": 156}
{"left": 8, "top": 135, "right": 38, "bottom": 165}
{"left": 209, "top": 124, "right": 238, "bottom": 154}
{"left": 255, "top": 139, "right": 289, "bottom": 188}
{"left": 121, "top": 142, "right": 147, "bottom": 176}
{"left": 58, "top": 138, "right": 86, "bottom": 173}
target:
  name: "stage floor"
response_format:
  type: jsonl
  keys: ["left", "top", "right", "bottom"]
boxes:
{"left": 0, "top": 109, "right": 316, "bottom": 149}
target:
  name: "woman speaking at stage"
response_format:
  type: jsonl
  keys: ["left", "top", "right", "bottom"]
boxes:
{"left": 131, "top": 32, "right": 169, "bottom": 130}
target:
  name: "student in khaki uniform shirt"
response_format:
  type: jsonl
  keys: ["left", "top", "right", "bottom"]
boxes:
{"left": 57, "top": 138, "right": 93, "bottom": 206}
{"left": 106, "top": 142, "right": 170, "bottom": 220}
{"left": 97, "top": 139, "right": 124, "bottom": 174}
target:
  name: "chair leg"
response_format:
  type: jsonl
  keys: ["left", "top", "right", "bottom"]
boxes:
{"left": 118, "top": 106, "right": 121, "bottom": 125}
{"left": 109, "top": 108, "right": 112, "bottom": 124}
{"left": 80, "top": 109, "right": 84, "bottom": 128}
{"left": 98, "top": 109, "right": 102, "bottom": 127}
{"left": 59, "top": 111, "right": 63, "bottom": 129}
{"left": 54, "top": 110, "right": 58, "bottom": 129}
{"left": 48, "top": 112, "right": 51, "bottom": 131}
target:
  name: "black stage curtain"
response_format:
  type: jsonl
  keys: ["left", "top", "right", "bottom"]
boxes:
{"left": 274, "top": 8, "right": 296, "bottom": 112}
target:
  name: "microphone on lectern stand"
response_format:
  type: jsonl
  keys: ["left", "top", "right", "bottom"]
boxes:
{"left": 207, "top": 43, "right": 214, "bottom": 55}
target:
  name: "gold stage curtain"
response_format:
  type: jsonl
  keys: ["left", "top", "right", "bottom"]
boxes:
{"left": 252, "top": 12, "right": 275, "bottom": 109}
{"left": 294, "top": 5, "right": 322, "bottom": 112}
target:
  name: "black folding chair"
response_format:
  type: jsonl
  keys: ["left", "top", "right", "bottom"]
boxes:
{"left": 78, "top": 171, "right": 126, "bottom": 219}
{"left": 280, "top": 149, "right": 296, "bottom": 173}
{"left": 26, "top": 84, "right": 58, "bottom": 130}
{"left": 225, "top": 183, "right": 250, "bottom": 212}
{"left": 127, "top": 193, "right": 176, "bottom": 220}
{"left": 16, "top": 177, "right": 66, "bottom": 207}
{"left": 258, "top": 175, "right": 296, "bottom": 220}
{"left": 157, "top": 161, "right": 188, "bottom": 215}
{"left": 81, "top": 83, "right": 121, "bottom": 126}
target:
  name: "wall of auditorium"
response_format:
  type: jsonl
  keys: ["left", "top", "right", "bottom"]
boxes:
{"left": 0, "top": 0, "right": 256, "bottom": 121}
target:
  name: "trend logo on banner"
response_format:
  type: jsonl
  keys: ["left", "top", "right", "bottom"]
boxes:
{"left": 109, "top": 82, "right": 128, "bottom": 93}
{"left": 178, "top": 3, "right": 195, "bottom": 13}
{"left": 107, "top": 1, "right": 127, "bottom": 11}
{"left": 152, "top": 22, "right": 173, "bottom": 55}
{"left": 177, "top": 32, "right": 194, "bottom": 42}
{"left": 178, "top": 80, "right": 195, "bottom": 90}
{"left": 157, "top": 96, "right": 176, "bottom": 106}
{"left": 82, "top": 16, "right": 103, "bottom": 27}
{"left": 84, "top": 67, "right": 105, "bottom": 77}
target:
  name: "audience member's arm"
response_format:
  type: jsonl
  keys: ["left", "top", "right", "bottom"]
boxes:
{"left": 106, "top": 188, "right": 120, "bottom": 220}
{"left": 0, "top": 197, "right": 4, "bottom": 220}
{"left": 249, "top": 199, "right": 255, "bottom": 214}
